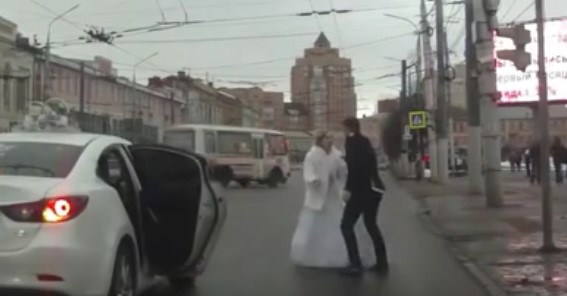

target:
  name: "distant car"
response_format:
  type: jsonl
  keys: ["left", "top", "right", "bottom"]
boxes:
{"left": 0, "top": 132, "right": 227, "bottom": 296}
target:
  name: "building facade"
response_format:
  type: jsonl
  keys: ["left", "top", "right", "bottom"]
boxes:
{"left": 241, "top": 103, "right": 261, "bottom": 127}
{"left": 282, "top": 102, "right": 309, "bottom": 131}
{"left": 0, "top": 16, "right": 34, "bottom": 131}
{"left": 217, "top": 90, "right": 242, "bottom": 126}
{"left": 220, "top": 87, "right": 284, "bottom": 130}
{"left": 290, "top": 33, "right": 356, "bottom": 132}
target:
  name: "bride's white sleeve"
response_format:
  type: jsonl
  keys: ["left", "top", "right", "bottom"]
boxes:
{"left": 335, "top": 155, "right": 348, "bottom": 187}
{"left": 303, "top": 152, "right": 320, "bottom": 184}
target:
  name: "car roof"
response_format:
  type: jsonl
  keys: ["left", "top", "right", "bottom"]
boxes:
{"left": 166, "top": 124, "right": 284, "bottom": 135}
{"left": 0, "top": 132, "right": 126, "bottom": 146}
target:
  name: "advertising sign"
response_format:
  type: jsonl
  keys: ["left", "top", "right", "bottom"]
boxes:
{"left": 496, "top": 19, "right": 567, "bottom": 105}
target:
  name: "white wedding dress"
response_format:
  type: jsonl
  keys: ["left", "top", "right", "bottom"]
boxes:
{"left": 290, "top": 162, "right": 376, "bottom": 268}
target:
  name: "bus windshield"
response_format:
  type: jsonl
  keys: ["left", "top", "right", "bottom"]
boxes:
{"left": 163, "top": 130, "right": 195, "bottom": 152}
{"left": 218, "top": 131, "right": 253, "bottom": 155}
{"left": 267, "top": 134, "right": 288, "bottom": 155}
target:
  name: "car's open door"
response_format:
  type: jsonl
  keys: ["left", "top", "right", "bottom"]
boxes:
{"left": 128, "top": 144, "right": 226, "bottom": 275}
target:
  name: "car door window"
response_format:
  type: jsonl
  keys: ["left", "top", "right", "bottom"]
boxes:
{"left": 128, "top": 144, "right": 218, "bottom": 273}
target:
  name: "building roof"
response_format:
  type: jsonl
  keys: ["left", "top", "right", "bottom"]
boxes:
{"left": 314, "top": 32, "right": 330, "bottom": 48}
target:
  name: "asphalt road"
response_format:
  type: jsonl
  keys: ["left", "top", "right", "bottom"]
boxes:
{"left": 147, "top": 172, "right": 489, "bottom": 296}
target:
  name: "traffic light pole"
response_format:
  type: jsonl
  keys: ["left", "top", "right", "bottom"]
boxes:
{"left": 473, "top": 0, "right": 502, "bottom": 207}
{"left": 435, "top": 0, "right": 449, "bottom": 184}
{"left": 420, "top": 0, "right": 438, "bottom": 181}
{"left": 465, "top": 0, "right": 483, "bottom": 194}
{"left": 535, "top": 0, "right": 557, "bottom": 253}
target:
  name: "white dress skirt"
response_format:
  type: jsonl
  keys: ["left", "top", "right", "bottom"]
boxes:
{"left": 290, "top": 177, "right": 376, "bottom": 268}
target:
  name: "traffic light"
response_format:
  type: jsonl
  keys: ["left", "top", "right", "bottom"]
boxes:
{"left": 496, "top": 25, "right": 532, "bottom": 71}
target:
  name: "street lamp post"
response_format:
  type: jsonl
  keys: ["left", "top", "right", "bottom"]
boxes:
{"left": 42, "top": 4, "right": 80, "bottom": 101}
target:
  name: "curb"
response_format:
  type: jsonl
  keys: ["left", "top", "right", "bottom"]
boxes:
{"left": 401, "top": 181, "right": 509, "bottom": 296}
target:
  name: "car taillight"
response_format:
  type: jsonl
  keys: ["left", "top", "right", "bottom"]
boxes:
{"left": 0, "top": 196, "right": 88, "bottom": 223}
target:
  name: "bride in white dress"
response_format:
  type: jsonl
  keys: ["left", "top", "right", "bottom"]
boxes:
{"left": 290, "top": 131, "right": 375, "bottom": 268}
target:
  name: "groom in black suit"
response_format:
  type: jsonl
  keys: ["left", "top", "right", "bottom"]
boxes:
{"left": 340, "top": 117, "right": 388, "bottom": 276}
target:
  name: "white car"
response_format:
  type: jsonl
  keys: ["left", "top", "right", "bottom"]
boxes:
{"left": 0, "top": 132, "right": 227, "bottom": 296}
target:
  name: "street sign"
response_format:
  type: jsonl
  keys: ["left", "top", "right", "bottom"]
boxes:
{"left": 408, "top": 111, "right": 427, "bottom": 130}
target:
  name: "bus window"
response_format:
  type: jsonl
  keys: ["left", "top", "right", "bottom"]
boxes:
{"left": 163, "top": 130, "right": 195, "bottom": 152}
{"left": 218, "top": 132, "right": 252, "bottom": 155}
{"left": 266, "top": 134, "right": 288, "bottom": 155}
{"left": 204, "top": 131, "right": 216, "bottom": 153}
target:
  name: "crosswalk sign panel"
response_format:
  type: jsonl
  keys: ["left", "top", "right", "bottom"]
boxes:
{"left": 408, "top": 111, "right": 427, "bottom": 129}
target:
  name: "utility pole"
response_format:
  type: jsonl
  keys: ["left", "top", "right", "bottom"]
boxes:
{"left": 420, "top": 0, "right": 438, "bottom": 181}
{"left": 473, "top": 0, "right": 502, "bottom": 207}
{"left": 465, "top": 0, "right": 483, "bottom": 194}
{"left": 42, "top": 4, "right": 80, "bottom": 101}
{"left": 79, "top": 62, "right": 85, "bottom": 129}
{"left": 534, "top": 0, "right": 556, "bottom": 252}
{"left": 435, "top": 0, "right": 449, "bottom": 184}
{"left": 401, "top": 60, "right": 410, "bottom": 177}
{"left": 443, "top": 31, "right": 456, "bottom": 176}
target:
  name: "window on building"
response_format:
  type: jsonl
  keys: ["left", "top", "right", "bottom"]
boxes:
{"left": 15, "top": 78, "right": 26, "bottom": 112}
{"left": 3, "top": 63, "right": 12, "bottom": 111}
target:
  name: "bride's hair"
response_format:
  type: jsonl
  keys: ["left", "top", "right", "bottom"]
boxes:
{"left": 314, "top": 130, "right": 331, "bottom": 147}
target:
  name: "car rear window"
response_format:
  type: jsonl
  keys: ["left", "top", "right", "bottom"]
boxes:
{"left": 0, "top": 142, "right": 83, "bottom": 178}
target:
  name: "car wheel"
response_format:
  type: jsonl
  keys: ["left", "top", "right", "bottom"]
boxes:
{"left": 267, "top": 169, "right": 282, "bottom": 188}
{"left": 108, "top": 243, "right": 135, "bottom": 296}
{"left": 169, "top": 276, "right": 195, "bottom": 291}
{"left": 238, "top": 180, "right": 250, "bottom": 188}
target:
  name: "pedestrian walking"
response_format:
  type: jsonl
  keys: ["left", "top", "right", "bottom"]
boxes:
{"left": 551, "top": 136, "right": 565, "bottom": 183}
{"left": 339, "top": 117, "right": 388, "bottom": 276}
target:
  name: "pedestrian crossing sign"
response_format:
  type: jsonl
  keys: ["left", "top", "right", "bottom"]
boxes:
{"left": 408, "top": 111, "right": 427, "bottom": 130}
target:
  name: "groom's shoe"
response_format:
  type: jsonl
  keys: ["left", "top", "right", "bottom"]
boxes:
{"left": 339, "top": 265, "right": 363, "bottom": 276}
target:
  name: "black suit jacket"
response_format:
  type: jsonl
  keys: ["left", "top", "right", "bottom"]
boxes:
{"left": 344, "top": 133, "right": 385, "bottom": 195}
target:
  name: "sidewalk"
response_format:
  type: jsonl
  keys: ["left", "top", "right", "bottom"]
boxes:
{"left": 400, "top": 176, "right": 567, "bottom": 296}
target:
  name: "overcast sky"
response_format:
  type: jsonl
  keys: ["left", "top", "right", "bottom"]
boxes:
{"left": 1, "top": 0, "right": 565, "bottom": 116}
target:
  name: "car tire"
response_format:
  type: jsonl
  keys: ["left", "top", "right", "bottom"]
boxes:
{"left": 238, "top": 180, "right": 250, "bottom": 188}
{"left": 169, "top": 276, "right": 195, "bottom": 291}
{"left": 108, "top": 243, "right": 136, "bottom": 296}
{"left": 267, "top": 169, "right": 282, "bottom": 188}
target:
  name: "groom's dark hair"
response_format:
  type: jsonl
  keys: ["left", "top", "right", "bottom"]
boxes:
{"left": 342, "top": 117, "right": 360, "bottom": 134}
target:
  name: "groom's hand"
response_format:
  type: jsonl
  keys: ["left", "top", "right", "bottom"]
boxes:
{"left": 341, "top": 190, "right": 351, "bottom": 203}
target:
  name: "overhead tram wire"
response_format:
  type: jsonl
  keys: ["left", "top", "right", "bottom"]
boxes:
{"left": 118, "top": 7, "right": 385, "bottom": 37}
{"left": 53, "top": 32, "right": 318, "bottom": 47}
{"left": 305, "top": 0, "right": 323, "bottom": 32}
{"left": 30, "top": 0, "right": 173, "bottom": 77}
{"left": 500, "top": 0, "right": 515, "bottom": 21}
{"left": 510, "top": 1, "right": 535, "bottom": 22}
{"left": 186, "top": 31, "right": 414, "bottom": 70}
{"left": 327, "top": 0, "right": 343, "bottom": 47}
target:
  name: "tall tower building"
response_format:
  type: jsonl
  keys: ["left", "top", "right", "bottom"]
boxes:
{"left": 290, "top": 33, "right": 356, "bottom": 131}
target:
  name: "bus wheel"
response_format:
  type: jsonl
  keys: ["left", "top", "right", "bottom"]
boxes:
{"left": 238, "top": 180, "right": 250, "bottom": 188}
{"left": 267, "top": 169, "right": 282, "bottom": 188}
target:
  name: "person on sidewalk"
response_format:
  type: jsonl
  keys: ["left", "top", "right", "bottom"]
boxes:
{"left": 339, "top": 117, "right": 388, "bottom": 276}
{"left": 551, "top": 136, "right": 565, "bottom": 184}
{"left": 529, "top": 141, "right": 541, "bottom": 184}
{"left": 524, "top": 148, "right": 532, "bottom": 178}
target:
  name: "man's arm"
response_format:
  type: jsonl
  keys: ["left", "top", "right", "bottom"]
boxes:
{"left": 365, "top": 138, "right": 385, "bottom": 191}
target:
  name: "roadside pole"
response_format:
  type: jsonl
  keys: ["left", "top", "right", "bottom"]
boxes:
{"left": 465, "top": 0, "right": 483, "bottom": 194}
{"left": 473, "top": 0, "right": 502, "bottom": 207}
{"left": 434, "top": 0, "right": 449, "bottom": 184}
{"left": 420, "top": 0, "right": 438, "bottom": 181}
{"left": 534, "top": 0, "right": 557, "bottom": 253}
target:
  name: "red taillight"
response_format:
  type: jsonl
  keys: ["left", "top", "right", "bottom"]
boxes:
{"left": 0, "top": 196, "right": 88, "bottom": 223}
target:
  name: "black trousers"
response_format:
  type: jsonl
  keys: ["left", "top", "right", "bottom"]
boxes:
{"left": 340, "top": 193, "right": 387, "bottom": 267}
